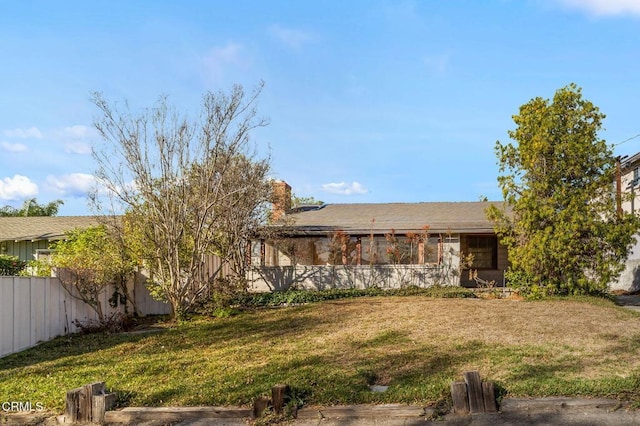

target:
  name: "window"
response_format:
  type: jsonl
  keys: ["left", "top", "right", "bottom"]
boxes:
{"left": 465, "top": 235, "right": 497, "bottom": 269}
{"left": 35, "top": 249, "right": 54, "bottom": 262}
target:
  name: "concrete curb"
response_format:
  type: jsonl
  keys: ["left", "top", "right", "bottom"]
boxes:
{"left": 2, "top": 398, "right": 637, "bottom": 425}
{"left": 100, "top": 398, "right": 631, "bottom": 424}
{"left": 296, "top": 403, "right": 434, "bottom": 419}
{"left": 103, "top": 406, "right": 252, "bottom": 424}
{"left": 499, "top": 397, "right": 624, "bottom": 411}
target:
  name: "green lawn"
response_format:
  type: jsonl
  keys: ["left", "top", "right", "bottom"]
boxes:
{"left": 2, "top": 295, "right": 640, "bottom": 413}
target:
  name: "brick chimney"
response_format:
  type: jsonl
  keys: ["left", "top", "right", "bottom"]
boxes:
{"left": 271, "top": 180, "right": 291, "bottom": 222}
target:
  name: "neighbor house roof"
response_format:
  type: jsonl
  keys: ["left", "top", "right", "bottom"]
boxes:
{"left": 0, "top": 216, "right": 100, "bottom": 242}
{"left": 622, "top": 152, "right": 640, "bottom": 172}
{"left": 272, "top": 201, "right": 508, "bottom": 236}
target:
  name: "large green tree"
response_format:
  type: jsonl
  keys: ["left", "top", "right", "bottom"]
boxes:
{"left": 488, "top": 84, "right": 640, "bottom": 295}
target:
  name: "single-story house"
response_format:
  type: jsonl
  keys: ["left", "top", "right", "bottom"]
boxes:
{"left": 247, "top": 181, "right": 510, "bottom": 291}
{"left": 0, "top": 216, "right": 99, "bottom": 262}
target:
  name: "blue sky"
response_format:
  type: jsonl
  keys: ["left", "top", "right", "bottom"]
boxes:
{"left": 1, "top": 0, "right": 640, "bottom": 215}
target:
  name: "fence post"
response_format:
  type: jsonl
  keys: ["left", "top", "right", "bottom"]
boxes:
{"left": 451, "top": 371, "right": 498, "bottom": 415}
{"left": 271, "top": 384, "right": 290, "bottom": 414}
{"left": 65, "top": 382, "right": 116, "bottom": 423}
{"left": 65, "top": 387, "right": 82, "bottom": 422}
{"left": 450, "top": 381, "right": 469, "bottom": 414}
{"left": 463, "top": 370, "right": 484, "bottom": 413}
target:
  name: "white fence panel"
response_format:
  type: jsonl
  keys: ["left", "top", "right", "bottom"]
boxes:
{"left": 0, "top": 276, "right": 171, "bottom": 358}
{"left": 0, "top": 278, "right": 14, "bottom": 357}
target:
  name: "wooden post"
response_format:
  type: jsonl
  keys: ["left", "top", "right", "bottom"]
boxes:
{"left": 92, "top": 392, "right": 117, "bottom": 423}
{"left": 80, "top": 382, "right": 105, "bottom": 422}
{"left": 450, "top": 381, "right": 469, "bottom": 414}
{"left": 463, "top": 371, "right": 484, "bottom": 414}
{"left": 482, "top": 381, "right": 497, "bottom": 413}
{"left": 418, "top": 240, "right": 425, "bottom": 265}
{"left": 65, "top": 387, "right": 82, "bottom": 422}
{"left": 253, "top": 396, "right": 270, "bottom": 418}
{"left": 245, "top": 240, "right": 252, "bottom": 268}
{"left": 65, "top": 382, "right": 108, "bottom": 423}
{"left": 356, "top": 237, "right": 362, "bottom": 266}
{"left": 272, "top": 384, "right": 290, "bottom": 414}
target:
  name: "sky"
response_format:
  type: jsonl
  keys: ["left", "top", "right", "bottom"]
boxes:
{"left": 1, "top": 0, "right": 640, "bottom": 215}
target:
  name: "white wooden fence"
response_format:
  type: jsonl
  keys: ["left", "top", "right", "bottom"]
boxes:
{"left": 0, "top": 276, "right": 171, "bottom": 358}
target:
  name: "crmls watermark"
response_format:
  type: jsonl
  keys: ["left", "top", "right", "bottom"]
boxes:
{"left": 1, "top": 401, "right": 45, "bottom": 412}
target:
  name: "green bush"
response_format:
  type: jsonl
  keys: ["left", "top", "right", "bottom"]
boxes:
{"left": 232, "top": 285, "right": 475, "bottom": 308}
{"left": 21, "top": 259, "right": 52, "bottom": 277}
{"left": 0, "top": 254, "right": 27, "bottom": 276}
{"left": 505, "top": 269, "right": 560, "bottom": 299}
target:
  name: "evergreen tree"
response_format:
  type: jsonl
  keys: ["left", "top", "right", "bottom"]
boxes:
{"left": 488, "top": 84, "right": 640, "bottom": 295}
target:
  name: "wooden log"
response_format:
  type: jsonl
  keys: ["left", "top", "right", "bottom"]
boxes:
{"left": 92, "top": 392, "right": 117, "bottom": 423}
{"left": 105, "top": 407, "right": 253, "bottom": 423}
{"left": 450, "top": 381, "right": 469, "bottom": 414}
{"left": 482, "top": 381, "right": 497, "bottom": 413}
{"left": 272, "top": 384, "right": 291, "bottom": 414}
{"left": 253, "top": 396, "right": 270, "bottom": 418}
{"left": 65, "top": 387, "right": 82, "bottom": 422}
{"left": 463, "top": 371, "right": 484, "bottom": 413}
{"left": 79, "top": 382, "right": 106, "bottom": 422}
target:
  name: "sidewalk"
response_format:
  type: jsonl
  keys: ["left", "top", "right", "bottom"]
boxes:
{"left": 615, "top": 293, "right": 640, "bottom": 313}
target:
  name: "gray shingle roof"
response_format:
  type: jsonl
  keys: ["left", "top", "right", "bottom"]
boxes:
{"left": 277, "top": 201, "right": 507, "bottom": 235}
{"left": 0, "top": 216, "right": 100, "bottom": 242}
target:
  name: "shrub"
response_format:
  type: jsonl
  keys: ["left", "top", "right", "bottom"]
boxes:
{"left": 232, "top": 285, "right": 475, "bottom": 308}
{"left": 0, "top": 254, "right": 27, "bottom": 276}
{"left": 73, "top": 312, "right": 136, "bottom": 334}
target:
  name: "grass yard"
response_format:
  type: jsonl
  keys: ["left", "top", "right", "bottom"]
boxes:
{"left": 2, "top": 295, "right": 640, "bottom": 413}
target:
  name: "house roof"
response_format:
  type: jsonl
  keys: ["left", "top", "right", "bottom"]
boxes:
{"left": 273, "top": 201, "right": 507, "bottom": 236}
{"left": 0, "top": 216, "right": 100, "bottom": 242}
{"left": 621, "top": 151, "right": 640, "bottom": 172}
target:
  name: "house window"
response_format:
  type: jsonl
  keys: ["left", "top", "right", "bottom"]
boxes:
{"left": 35, "top": 249, "right": 54, "bottom": 262}
{"left": 465, "top": 235, "right": 497, "bottom": 269}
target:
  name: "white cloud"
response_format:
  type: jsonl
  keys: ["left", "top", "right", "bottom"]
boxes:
{"left": 48, "top": 125, "right": 94, "bottom": 155}
{"left": 0, "top": 175, "right": 38, "bottom": 200}
{"left": 64, "top": 142, "right": 92, "bottom": 155}
{"left": 63, "top": 125, "right": 90, "bottom": 139}
{"left": 46, "top": 173, "right": 96, "bottom": 197}
{"left": 321, "top": 181, "right": 368, "bottom": 195}
{"left": 555, "top": 0, "right": 640, "bottom": 16}
{"left": 0, "top": 141, "right": 28, "bottom": 152}
{"left": 269, "top": 24, "right": 314, "bottom": 49}
{"left": 3, "top": 127, "right": 43, "bottom": 139}
{"left": 202, "top": 42, "right": 249, "bottom": 83}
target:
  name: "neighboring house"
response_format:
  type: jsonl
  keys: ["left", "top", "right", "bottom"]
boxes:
{"left": 612, "top": 152, "right": 640, "bottom": 292}
{"left": 248, "top": 181, "right": 509, "bottom": 291}
{"left": 0, "top": 216, "right": 98, "bottom": 262}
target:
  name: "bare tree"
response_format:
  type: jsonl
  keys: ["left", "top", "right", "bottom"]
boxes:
{"left": 91, "top": 83, "right": 270, "bottom": 318}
